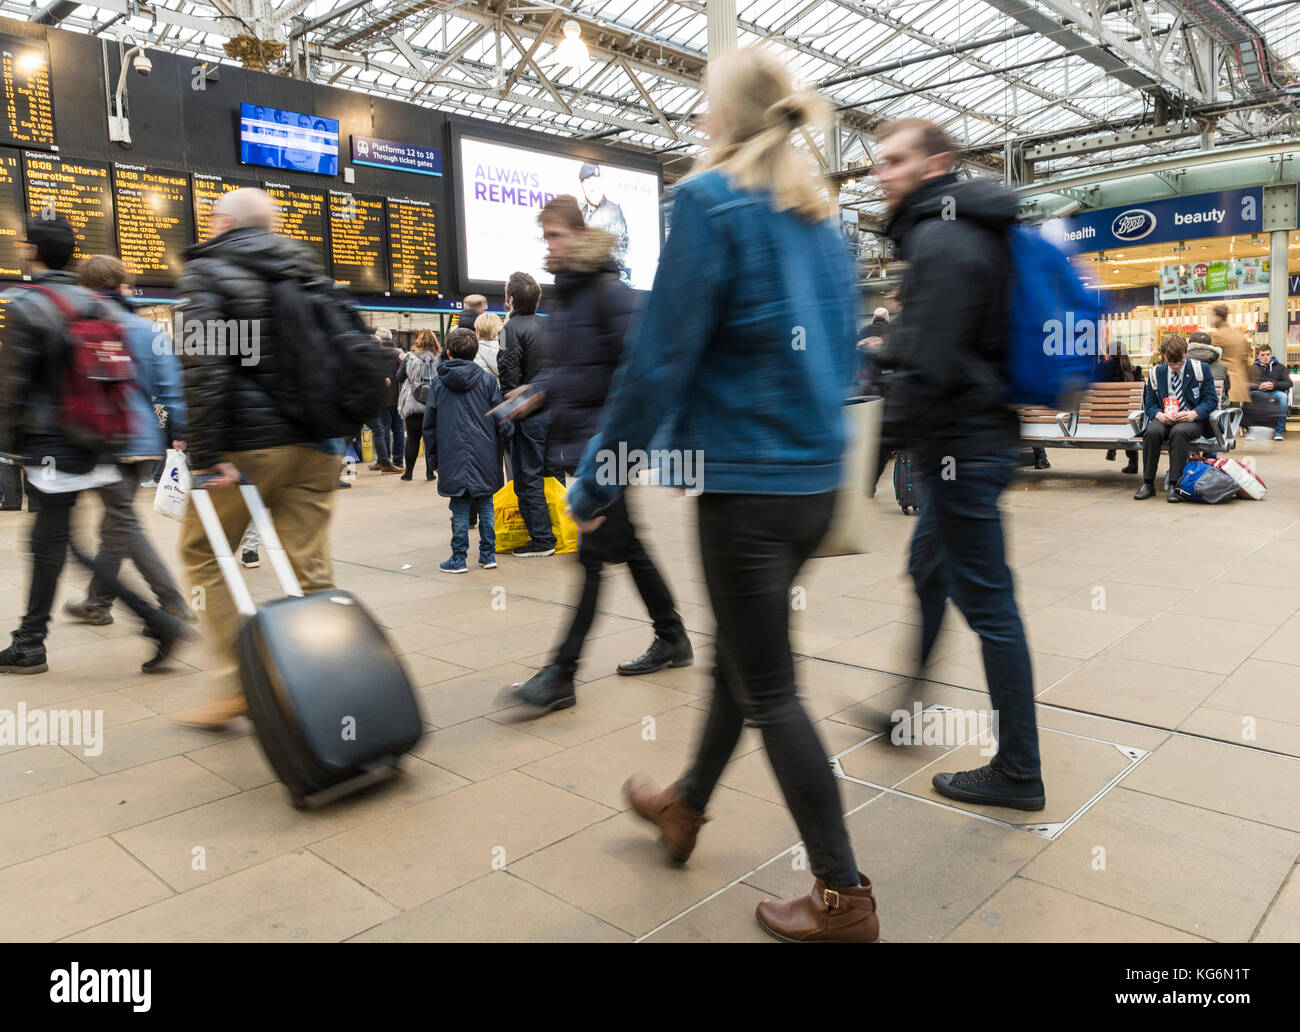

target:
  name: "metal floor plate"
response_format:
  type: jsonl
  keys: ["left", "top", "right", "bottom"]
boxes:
{"left": 830, "top": 705, "right": 1151, "bottom": 840}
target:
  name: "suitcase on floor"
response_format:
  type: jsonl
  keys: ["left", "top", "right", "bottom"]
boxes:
{"left": 191, "top": 478, "right": 422, "bottom": 808}
{"left": 893, "top": 450, "right": 922, "bottom": 515}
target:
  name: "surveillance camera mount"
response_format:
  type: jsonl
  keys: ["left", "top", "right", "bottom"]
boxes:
{"left": 108, "top": 37, "right": 148, "bottom": 145}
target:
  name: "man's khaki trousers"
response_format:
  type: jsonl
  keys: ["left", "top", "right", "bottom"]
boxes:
{"left": 181, "top": 445, "right": 341, "bottom": 687}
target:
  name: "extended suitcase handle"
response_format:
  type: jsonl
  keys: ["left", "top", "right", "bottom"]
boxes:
{"left": 191, "top": 476, "right": 305, "bottom": 617}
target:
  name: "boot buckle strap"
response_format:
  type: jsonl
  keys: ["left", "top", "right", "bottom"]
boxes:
{"left": 821, "top": 887, "right": 841, "bottom": 909}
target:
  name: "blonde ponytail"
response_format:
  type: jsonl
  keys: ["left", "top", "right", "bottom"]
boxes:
{"left": 691, "top": 49, "right": 833, "bottom": 222}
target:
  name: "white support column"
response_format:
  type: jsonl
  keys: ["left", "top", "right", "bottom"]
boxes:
{"left": 1262, "top": 185, "right": 1297, "bottom": 362}
{"left": 707, "top": 0, "right": 737, "bottom": 59}
{"left": 1269, "top": 229, "right": 1288, "bottom": 355}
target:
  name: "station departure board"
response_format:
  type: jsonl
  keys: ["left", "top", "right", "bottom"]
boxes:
{"left": 329, "top": 191, "right": 387, "bottom": 293}
{"left": 0, "top": 148, "right": 24, "bottom": 278}
{"left": 191, "top": 173, "right": 259, "bottom": 242}
{"left": 114, "top": 164, "right": 191, "bottom": 284}
{"left": 0, "top": 34, "right": 54, "bottom": 149}
{"left": 387, "top": 198, "right": 438, "bottom": 295}
{"left": 265, "top": 182, "right": 327, "bottom": 269}
{"left": 23, "top": 153, "right": 113, "bottom": 263}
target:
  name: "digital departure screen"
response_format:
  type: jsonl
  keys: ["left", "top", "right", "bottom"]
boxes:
{"left": 0, "top": 35, "right": 55, "bottom": 149}
{"left": 265, "top": 181, "right": 327, "bottom": 269}
{"left": 329, "top": 191, "right": 387, "bottom": 293}
{"left": 191, "top": 172, "right": 258, "bottom": 241}
{"left": 386, "top": 198, "right": 438, "bottom": 296}
{"left": 23, "top": 152, "right": 113, "bottom": 263}
{"left": 114, "top": 164, "right": 191, "bottom": 284}
{"left": 0, "top": 148, "right": 25, "bottom": 278}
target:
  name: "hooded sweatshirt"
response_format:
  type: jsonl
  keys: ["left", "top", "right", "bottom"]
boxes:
{"left": 420, "top": 357, "right": 508, "bottom": 497}
{"left": 882, "top": 173, "right": 1021, "bottom": 469}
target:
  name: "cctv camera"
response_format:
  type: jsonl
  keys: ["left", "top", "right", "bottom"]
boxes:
{"left": 133, "top": 52, "right": 152, "bottom": 77}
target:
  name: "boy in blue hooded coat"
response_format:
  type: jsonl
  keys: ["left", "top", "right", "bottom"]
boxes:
{"left": 423, "top": 327, "right": 511, "bottom": 572}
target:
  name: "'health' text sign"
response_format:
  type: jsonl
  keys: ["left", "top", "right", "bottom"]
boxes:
{"left": 1043, "top": 187, "right": 1264, "bottom": 256}
{"left": 349, "top": 136, "right": 442, "bottom": 177}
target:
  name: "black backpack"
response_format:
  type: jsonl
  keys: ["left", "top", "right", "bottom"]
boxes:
{"left": 269, "top": 279, "right": 389, "bottom": 438}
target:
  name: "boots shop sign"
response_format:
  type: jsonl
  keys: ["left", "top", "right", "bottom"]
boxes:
{"left": 1043, "top": 188, "right": 1267, "bottom": 256}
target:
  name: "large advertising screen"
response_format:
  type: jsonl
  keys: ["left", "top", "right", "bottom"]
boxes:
{"left": 457, "top": 135, "right": 660, "bottom": 290}
{"left": 240, "top": 104, "right": 338, "bottom": 175}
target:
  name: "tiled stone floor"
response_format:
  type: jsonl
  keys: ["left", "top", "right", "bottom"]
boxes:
{"left": 2, "top": 441, "right": 1298, "bottom": 942}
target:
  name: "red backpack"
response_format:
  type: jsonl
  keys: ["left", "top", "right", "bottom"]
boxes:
{"left": 28, "top": 284, "right": 135, "bottom": 453}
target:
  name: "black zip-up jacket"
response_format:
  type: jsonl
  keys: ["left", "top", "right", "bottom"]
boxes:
{"left": 0, "top": 270, "right": 113, "bottom": 473}
{"left": 497, "top": 312, "right": 545, "bottom": 395}
{"left": 883, "top": 173, "right": 1021, "bottom": 469}
{"left": 176, "top": 227, "right": 335, "bottom": 471}
{"left": 535, "top": 229, "right": 640, "bottom": 471}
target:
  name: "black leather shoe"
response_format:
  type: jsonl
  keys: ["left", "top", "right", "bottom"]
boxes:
{"left": 1122, "top": 457, "right": 1139, "bottom": 474}
{"left": 932, "top": 761, "right": 1045, "bottom": 811}
{"left": 142, "top": 614, "right": 197, "bottom": 673}
{"left": 1133, "top": 482, "right": 1155, "bottom": 500}
{"left": 511, "top": 665, "right": 576, "bottom": 713}
{"left": 617, "top": 635, "right": 694, "bottom": 676}
{"left": 1167, "top": 486, "right": 1183, "bottom": 503}
{"left": 1034, "top": 454, "right": 1051, "bottom": 470}
{"left": 0, "top": 642, "right": 48, "bottom": 674}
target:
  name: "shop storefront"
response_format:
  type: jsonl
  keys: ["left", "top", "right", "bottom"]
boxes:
{"left": 1042, "top": 187, "right": 1300, "bottom": 371}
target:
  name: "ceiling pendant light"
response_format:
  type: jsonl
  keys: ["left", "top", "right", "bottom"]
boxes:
{"left": 555, "top": 20, "right": 590, "bottom": 68}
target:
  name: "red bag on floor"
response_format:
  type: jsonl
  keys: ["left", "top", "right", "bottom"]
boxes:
{"left": 1210, "top": 457, "right": 1267, "bottom": 500}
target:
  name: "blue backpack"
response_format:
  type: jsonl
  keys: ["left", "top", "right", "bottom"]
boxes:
{"left": 1005, "top": 225, "right": 1100, "bottom": 406}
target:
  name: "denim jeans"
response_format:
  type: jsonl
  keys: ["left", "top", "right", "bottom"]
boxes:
{"left": 366, "top": 414, "right": 391, "bottom": 464}
{"left": 387, "top": 406, "right": 405, "bottom": 461}
{"left": 680, "top": 491, "right": 859, "bottom": 888}
{"left": 1251, "top": 390, "right": 1289, "bottom": 436}
{"left": 510, "top": 412, "right": 555, "bottom": 549}
{"left": 553, "top": 493, "right": 683, "bottom": 675}
{"left": 908, "top": 449, "right": 1040, "bottom": 777}
{"left": 449, "top": 494, "right": 495, "bottom": 562}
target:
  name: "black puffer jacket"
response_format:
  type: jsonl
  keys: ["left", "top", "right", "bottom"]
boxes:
{"left": 497, "top": 312, "right": 545, "bottom": 395}
{"left": 0, "top": 270, "right": 112, "bottom": 473}
{"left": 176, "top": 227, "right": 335, "bottom": 471}
{"left": 882, "top": 173, "right": 1021, "bottom": 470}
{"left": 535, "top": 229, "right": 641, "bottom": 471}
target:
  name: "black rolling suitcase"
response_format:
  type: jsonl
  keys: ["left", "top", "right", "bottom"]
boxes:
{"left": 893, "top": 451, "right": 922, "bottom": 514}
{"left": 191, "top": 479, "right": 422, "bottom": 808}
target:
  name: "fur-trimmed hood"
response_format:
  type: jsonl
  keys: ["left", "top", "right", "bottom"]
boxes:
{"left": 549, "top": 228, "right": 619, "bottom": 276}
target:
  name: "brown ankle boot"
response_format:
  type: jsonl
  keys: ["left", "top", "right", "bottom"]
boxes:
{"left": 756, "top": 873, "right": 880, "bottom": 942}
{"left": 623, "top": 775, "right": 708, "bottom": 863}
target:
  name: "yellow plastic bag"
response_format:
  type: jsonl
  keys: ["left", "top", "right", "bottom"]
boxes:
{"left": 493, "top": 477, "right": 577, "bottom": 554}
{"left": 544, "top": 476, "right": 579, "bottom": 554}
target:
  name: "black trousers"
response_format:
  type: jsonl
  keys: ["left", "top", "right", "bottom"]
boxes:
{"left": 680, "top": 491, "right": 859, "bottom": 887}
{"left": 402, "top": 413, "right": 429, "bottom": 476}
{"left": 511, "top": 412, "right": 555, "bottom": 549}
{"left": 553, "top": 493, "right": 683, "bottom": 674}
{"left": 1142, "top": 419, "right": 1203, "bottom": 483}
{"left": 15, "top": 482, "right": 171, "bottom": 650}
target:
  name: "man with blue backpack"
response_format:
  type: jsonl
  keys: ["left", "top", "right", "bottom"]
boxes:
{"left": 875, "top": 118, "right": 1064, "bottom": 813}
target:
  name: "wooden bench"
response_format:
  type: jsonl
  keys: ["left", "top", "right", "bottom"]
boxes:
{"left": 1020, "top": 381, "right": 1241, "bottom": 454}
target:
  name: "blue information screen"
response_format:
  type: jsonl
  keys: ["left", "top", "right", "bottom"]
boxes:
{"left": 240, "top": 104, "right": 338, "bottom": 176}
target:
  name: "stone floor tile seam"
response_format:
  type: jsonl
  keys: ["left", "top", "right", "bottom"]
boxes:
{"left": 338, "top": 867, "right": 630, "bottom": 943}
{"left": 1003, "top": 874, "right": 1220, "bottom": 944}
{"left": 1118, "top": 781, "right": 1300, "bottom": 839}
{"left": 0, "top": 759, "right": 245, "bottom": 876}
{"left": 1248, "top": 861, "right": 1299, "bottom": 943}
